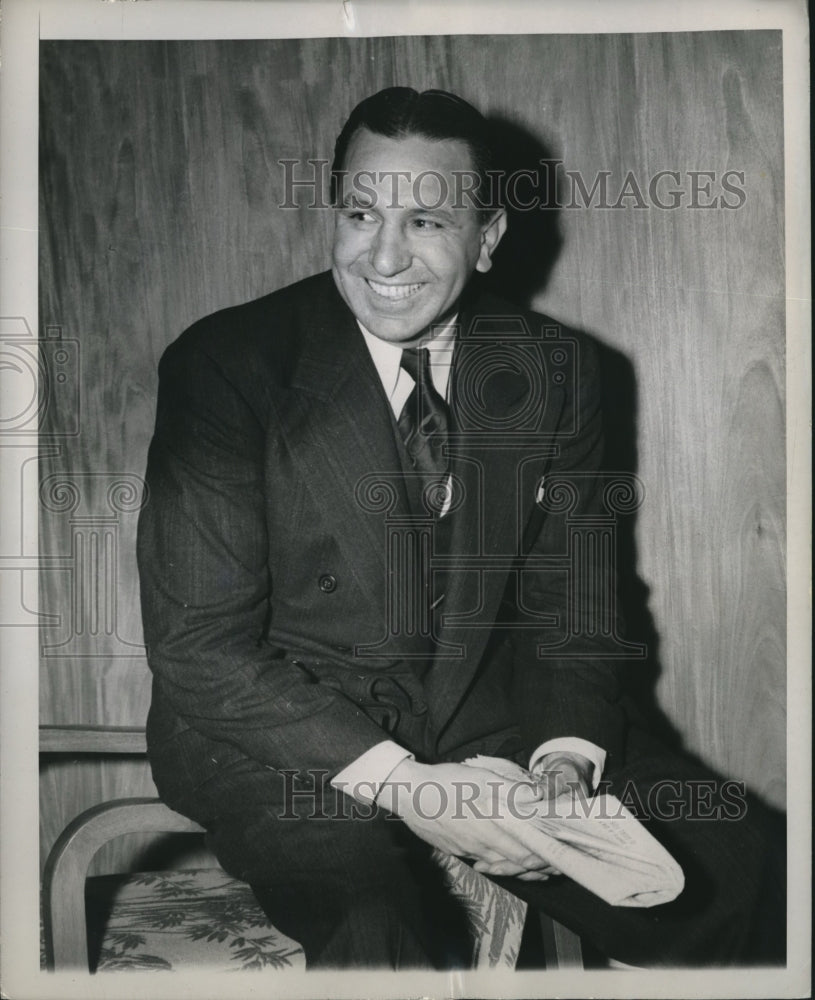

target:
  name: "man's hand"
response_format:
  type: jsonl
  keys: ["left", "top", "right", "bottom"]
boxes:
{"left": 377, "top": 758, "right": 558, "bottom": 881}
{"left": 474, "top": 751, "right": 595, "bottom": 881}
{"left": 532, "top": 751, "right": 593, "bottom": 802}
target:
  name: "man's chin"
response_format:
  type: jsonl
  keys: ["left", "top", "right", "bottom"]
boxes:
{"left": 360, "top": 318, "right": 429, "bottom": 344}
{"left": 354, "top": 295, "right": 461, "bottom": 343}
{"left": 356, "top": 294, "right": 436, "bottom": 343}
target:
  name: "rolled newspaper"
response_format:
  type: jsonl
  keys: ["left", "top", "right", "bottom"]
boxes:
{"left": 463, "top": 755, "right": 684, "bottom": 908}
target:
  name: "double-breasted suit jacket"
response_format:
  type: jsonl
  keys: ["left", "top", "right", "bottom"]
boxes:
{"left": 137, "top": 271, "right": 627, "bottom": 823}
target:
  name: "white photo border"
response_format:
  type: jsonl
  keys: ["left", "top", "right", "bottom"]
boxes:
{"left": 1, "top": 1, "right": 809, "bottom": 998}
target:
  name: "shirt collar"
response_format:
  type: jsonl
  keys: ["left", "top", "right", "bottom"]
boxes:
{"left": 358, "top": 317, "right": 458, "bottom": 400}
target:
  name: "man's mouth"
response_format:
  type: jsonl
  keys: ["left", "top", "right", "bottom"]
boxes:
{"left": 366, "top": 279, "right": 425, "bottom": 301}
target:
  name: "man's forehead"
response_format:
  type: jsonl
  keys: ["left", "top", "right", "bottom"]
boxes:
{"left": 341, "top": 127, "right": 477, "bottom": 174}
{"left": 336, "top": 128, "right": 480, "bottom": 211}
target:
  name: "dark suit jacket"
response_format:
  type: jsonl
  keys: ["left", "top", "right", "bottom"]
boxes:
{"left": 137, "top": 271, "right": 627, "bottom": 814}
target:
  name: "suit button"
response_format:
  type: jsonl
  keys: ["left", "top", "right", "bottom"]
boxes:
{"left": 318, "top": 574, "right": 337, "bottom": 593}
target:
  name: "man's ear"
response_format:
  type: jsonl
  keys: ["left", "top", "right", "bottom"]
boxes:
{"left": 475, "top": 209, "right": 508, "bottom": 274}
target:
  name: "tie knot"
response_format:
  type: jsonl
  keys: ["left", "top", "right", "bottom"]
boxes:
{"left": 400, "top": 346, "right": 431, "bottom": 385}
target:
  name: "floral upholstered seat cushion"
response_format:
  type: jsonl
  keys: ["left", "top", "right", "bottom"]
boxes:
{"left": 83, "top": 854, "right": 526, "bottom": 972}
{"left": 85, "top": 868, "right": 304, "bottom": 972}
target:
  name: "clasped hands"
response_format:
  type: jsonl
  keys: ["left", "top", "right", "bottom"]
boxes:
{"left": 377, "top": 753, "right": 592, "bottom": 882}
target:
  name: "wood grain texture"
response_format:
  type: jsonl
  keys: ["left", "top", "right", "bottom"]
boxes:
{"left": 38, "top": 32, "right": 786, "bottom": 872}
{"left": 40, "top": 725, "right": 148, "bottom": 753}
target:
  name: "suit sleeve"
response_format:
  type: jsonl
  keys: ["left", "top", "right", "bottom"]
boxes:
{"left": 510, "top": 332, "right": 628, "bottom": 769}
{"left": 137, "top": 337, "right": 388, "bottom": 776}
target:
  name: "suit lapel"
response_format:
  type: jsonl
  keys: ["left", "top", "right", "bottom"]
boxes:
{"left": 271, "top": 278, "right": 411, "bottom": 608}
{"left": 268, "top": 275, "right": 568, "bottom": 737}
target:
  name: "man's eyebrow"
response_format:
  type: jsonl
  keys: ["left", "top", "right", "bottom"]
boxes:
{"left": 337, "top": 198, "right": 464, "bottom": 221}
{"left": 339, "top": 193, "right": 375, "bottom": 209}
{"left": 406, "top": 206, "right": 460, "bottom": 223}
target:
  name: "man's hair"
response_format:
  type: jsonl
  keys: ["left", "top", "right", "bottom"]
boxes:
{"left": 330, "top": 87, "right": 499, "bottom": 214}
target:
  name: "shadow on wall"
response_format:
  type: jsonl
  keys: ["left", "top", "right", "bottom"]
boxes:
{"left": 481, "top": 114, "right": 682, "bottom": 751}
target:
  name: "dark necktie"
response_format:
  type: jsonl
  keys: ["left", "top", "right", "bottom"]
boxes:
{"left": 397, "top": 347, "right": 450, "bottom": 509}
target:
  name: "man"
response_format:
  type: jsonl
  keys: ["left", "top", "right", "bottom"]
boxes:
{"left": 137, "top": 87, "right": 780, "bottom": 969}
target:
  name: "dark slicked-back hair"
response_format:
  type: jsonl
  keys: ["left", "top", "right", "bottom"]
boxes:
{"left": 330, "top": 87, "right": 499, "bottom": 214}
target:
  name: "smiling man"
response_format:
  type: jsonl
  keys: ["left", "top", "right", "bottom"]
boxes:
{"left": 137, "top": 87, "right": 781, "bottom": 971}
{"left": 331, "top": 126, "right": 505, "bottom": 343}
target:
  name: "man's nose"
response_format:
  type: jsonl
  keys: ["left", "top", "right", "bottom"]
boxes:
{"left": 370, "top": 222, "right": 411, "bottom": 276}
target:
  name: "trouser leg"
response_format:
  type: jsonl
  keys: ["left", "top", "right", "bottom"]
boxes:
{"left": 204, "top": 790, "right": 474, "bottom": 970}
{"left": 492, "top": 741, "right": 785, "bottom": 967}
{"left": 156, "top": 731, "right": 783, "bottom": 969}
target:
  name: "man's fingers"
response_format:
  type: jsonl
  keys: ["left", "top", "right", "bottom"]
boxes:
{"left": 534, "top": 764, "right": 591, "bottom": 803}
{"left": 464, "top": 823, "right": 561, "bottom": 872}
{"left": 471, "top": 849, "right": 563, "bottom": 878}
{"left": 474, "top": 860, "right": 549, "bottom": 878}
{"left": 508, "top": 780, "right": 544, "bottom": 805}
{"left": 486, "top": 826, "right": 557, "bottom": 868}
{"left": 473, "top": 860, "right": 524, "bottom": 876}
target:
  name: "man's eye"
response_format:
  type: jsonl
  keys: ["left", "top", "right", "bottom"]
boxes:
{"left": 345, "top": 210, "right": 376, "bottom": 223}
{"left": 412, "top": 218, "right": 444, "bottom": 230}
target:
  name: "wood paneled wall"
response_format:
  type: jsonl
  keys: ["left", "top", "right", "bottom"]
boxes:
{"left": 38, "top": 32, "right": 785, "bottom": 871}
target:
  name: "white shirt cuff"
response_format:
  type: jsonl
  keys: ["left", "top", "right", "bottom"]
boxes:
{"left": 330, "top": 740, "right": 414, "bottom": 805}
{"left": 529, "top": 737, "right": 606, "bottom": 790}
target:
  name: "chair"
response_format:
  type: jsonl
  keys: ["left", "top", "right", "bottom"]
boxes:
{"left": 41, "top": 725, "right": 583, "bottom": 972}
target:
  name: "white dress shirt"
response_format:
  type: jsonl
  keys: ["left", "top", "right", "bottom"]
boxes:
{"left": 330, "top": 321, "right": 606, "bottom": 804}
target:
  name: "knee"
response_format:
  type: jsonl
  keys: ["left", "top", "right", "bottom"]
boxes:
{"left": 205, "top": 806, "right": 420, "bottom": 889}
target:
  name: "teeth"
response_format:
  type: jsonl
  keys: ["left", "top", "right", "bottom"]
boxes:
{"left": 367, "top": 280, "right": 424, "bottom": 300}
